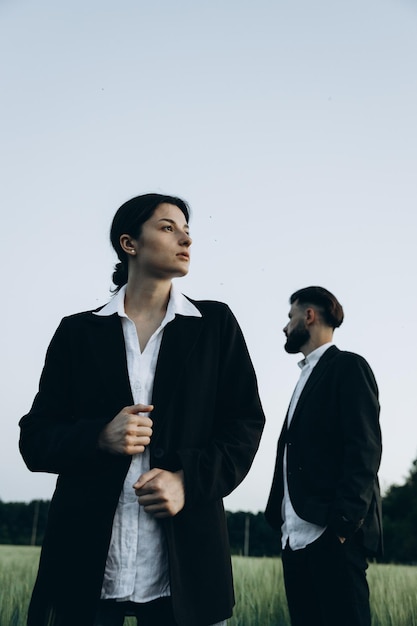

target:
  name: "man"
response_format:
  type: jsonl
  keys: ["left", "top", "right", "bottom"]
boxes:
{"left": 265, "top": 286, "right": 382, "bottom": 626}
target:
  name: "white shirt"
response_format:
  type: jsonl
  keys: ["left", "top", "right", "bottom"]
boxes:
{"left": 281, "top": 342, "right": 333, "bottom": 550}
{"left": 94, "top": 284, "right": 201, "bottom": 601}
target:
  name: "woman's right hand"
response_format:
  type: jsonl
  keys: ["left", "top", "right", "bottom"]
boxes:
{"left": 98, "top": 404, "right": 153, "bottom": 455}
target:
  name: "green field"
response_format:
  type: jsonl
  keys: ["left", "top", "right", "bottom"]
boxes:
{"left": 1, "top": 545, "right": 417, "bottom": 625}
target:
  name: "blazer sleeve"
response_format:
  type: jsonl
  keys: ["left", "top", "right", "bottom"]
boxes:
{"left": 328, "top": 352, "right": 382, "bottom": 537}
{"left": 177, "top": 305, "right": 266, "bottom": 507}
{"left": 19, "top": 317, "right": 110, "bottom": 474}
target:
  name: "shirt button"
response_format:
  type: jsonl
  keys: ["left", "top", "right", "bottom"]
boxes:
{"left": 154, "top": 447, "right": 164, "bottom": 459}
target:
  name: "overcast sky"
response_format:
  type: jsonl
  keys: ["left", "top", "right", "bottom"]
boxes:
{"left": 1, "top": 0, "right": 417, "bottom": 512}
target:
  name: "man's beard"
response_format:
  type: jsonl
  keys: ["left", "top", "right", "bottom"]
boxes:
{"left": 284, "top": 323, "right": 310, "bottom": 354}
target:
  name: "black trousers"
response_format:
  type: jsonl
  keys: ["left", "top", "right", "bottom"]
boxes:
{"left": 282, "top": 529, "right": 371, "bottom": 626}
{"left": 93, "top": 597, "right": 177, "bottom": 626}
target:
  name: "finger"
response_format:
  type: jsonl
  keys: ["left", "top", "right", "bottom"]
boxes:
{"left": 134, "top": 417, "right": 154, "bottom": 429}
{"left": 129, "top": 434, "right": 152, "bottom": 447}
{"left": 138, "top": 496, "right": 166, "bottom": 511}
{"left": 125, "top": 444, "right": 146, "bottom": 455}
{"left": 125, "top": 416, "right": 153, "bottom": 431}
{"left": 123, "top": 442, "right": 149, "bottom": 455}
{"left": 141, "top": 502, "right": 174, "bottom": 518}
{"left": 123, "top": 432, "right": 152, "bottom": 455}
{"left": 136, "top": 492, "right": 161, "bottom": 505}
{"left": 134, "top": 482, "right": 158, "bottom": 497}
{"left": 131, "top": 426, "right": 153, "bottom": 438}
{"left": 129, "top": 403, "right": 154, "bottom": 414}
{"left": 133, "top": 468, "right": 162, "bottom": 490}
{"left": 145, "top": 507, "right": 170, "bottom": 518}
{"left": 125, "top": 415, "right": 153, "bottom": 428}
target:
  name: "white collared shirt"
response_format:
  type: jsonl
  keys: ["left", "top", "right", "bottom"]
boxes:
{"left": 94, "top": 283, "right": 201, "bottom": 602}
{"left": 281, "top": 342, "right": 333, "bottom": 550}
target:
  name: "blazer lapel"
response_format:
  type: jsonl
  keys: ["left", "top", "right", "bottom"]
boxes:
{"left": 84, "top": 313, "right": 133, "bottom": 411}
{"left": 288, "top": 346, "right": 339, "bottom": 428}
{"left": 151, "top": 314, "right": 203, "bottom": 438}
{"left": 83, "top": 311, "right": 203, "bottom": 430}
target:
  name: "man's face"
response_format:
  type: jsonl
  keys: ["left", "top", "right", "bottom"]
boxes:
{"left": 283, "top": 301, "right": 310, "bottom": 354}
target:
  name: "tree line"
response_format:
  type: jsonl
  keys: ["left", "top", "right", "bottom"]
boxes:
{"left": 1, "top": 460, "right": 417, "bottom": 563}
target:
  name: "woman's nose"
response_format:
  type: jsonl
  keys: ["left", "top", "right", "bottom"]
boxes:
{"left": 181, "top": 233, "right": 192, "bottom": 246}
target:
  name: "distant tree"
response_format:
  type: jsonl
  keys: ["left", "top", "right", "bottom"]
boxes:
{"left": 226, "top": 511, "right": 281, "bottom": 557}
{"left": 382, "top": 458, "right": 417, "bottom": 564}
{"left": 0, "top": 500, "right": 50, "bottom": 545}
{"left": 3, "top": 477, "right": 417, "bottom": 565}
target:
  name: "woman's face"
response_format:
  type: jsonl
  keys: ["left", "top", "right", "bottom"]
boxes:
{"left": 126, "top": 203, "right": 192, "bottom": 280}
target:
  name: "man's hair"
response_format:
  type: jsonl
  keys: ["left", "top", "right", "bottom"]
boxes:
{"left": 290, "top": 286, "right": 344, "bottom": 329}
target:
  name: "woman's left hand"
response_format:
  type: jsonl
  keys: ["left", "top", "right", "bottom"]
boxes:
{"left": 134, "top": 469, "right": 185, "bottom": 517}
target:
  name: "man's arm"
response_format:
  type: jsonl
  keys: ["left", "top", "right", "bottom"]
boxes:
{"left": 329, "top": 352, "right": 381, "bottom": 538}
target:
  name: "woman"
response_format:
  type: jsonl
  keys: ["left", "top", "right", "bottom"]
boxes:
{"left": 19, "top": 193, "right": 265, "bottom": 626}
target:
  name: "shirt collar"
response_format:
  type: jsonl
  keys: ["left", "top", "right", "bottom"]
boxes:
{"left": 298, "top": 342, "right": 334, "bottom": 370}
{"left": 94, "top": 283, "right": 202, "bottom": 320}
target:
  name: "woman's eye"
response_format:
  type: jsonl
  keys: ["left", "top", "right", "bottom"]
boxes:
{"left": 163, "top": 225, "right": 174, "bottom": 231}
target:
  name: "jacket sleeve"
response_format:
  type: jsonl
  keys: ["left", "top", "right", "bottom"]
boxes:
{"left": 177, "top": 305, "right": 266, "bottom": 507}
{"left": 19, "top": 318, "right": 110, "bottom": 475}
{"left": 328, "top": 353, "right": 382, "bottom": 537}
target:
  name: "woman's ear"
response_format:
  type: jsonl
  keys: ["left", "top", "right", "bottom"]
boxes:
{"left": 119, "top": 234, "right": 137, "bottom": 256}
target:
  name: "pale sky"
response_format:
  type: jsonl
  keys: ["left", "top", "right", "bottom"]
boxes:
{"left": 1, "top": 0, "right": 417, "bottom": 512}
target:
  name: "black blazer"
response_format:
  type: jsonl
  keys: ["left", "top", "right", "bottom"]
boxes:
{"left": 265, "top": 346, "right": 382, "bottom": 556}
{"left": 19, "top": 299, "right": 265, "bottom": 626}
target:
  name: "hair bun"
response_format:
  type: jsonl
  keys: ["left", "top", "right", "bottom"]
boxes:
{"left": 112, "top": 261, "right": 128, "bottom": 288}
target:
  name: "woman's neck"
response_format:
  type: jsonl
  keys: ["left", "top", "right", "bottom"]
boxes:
{"left": 124, "top": 276, "right": 172, "bottom": 319}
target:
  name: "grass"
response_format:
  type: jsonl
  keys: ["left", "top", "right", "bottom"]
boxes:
{"left": 228, "top": 556, "right": 289, "bottom": 626}
{"left": 0, "top": 545, "right": 40, "bottom": 626}
{"left": 1, "top": 546, "right": 417, "bottom": 625}
{"left": 369, "top": 562, "right": 417, "bottom": 626}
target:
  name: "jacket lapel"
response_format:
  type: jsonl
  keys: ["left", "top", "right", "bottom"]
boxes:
{"left": 84, "top": 313, "right": 133, "bottom": 411}
{"left": 83, "top": 311, "right": 203, "bottom": 429}
{"left": 288, "top": 345, "right": 339, "bottom": 428}
{"left": 151, "top": 314, "right": 203, "bottom": 438}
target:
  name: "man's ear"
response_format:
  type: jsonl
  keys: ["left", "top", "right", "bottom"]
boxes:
{"left": 305, "top": 307, "right": 317, "bottom": 326}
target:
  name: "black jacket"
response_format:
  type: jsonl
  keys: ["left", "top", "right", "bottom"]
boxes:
{"left": 19, "top": 299, "right": 265, "bottom": 626}
{"left": 265, "top": 346, "right": 382, "bottom": 555}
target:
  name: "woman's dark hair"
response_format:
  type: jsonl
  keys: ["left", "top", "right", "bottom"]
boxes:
{"left": 110, "top": 193, "right": 190, "bottom": 291}
{"left": 290, "top": 286, "right": 344, "bottom": 329}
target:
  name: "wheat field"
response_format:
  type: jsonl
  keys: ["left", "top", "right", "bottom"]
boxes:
{"left": 1, "top": 546, "right": 417, "bottom": 625}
